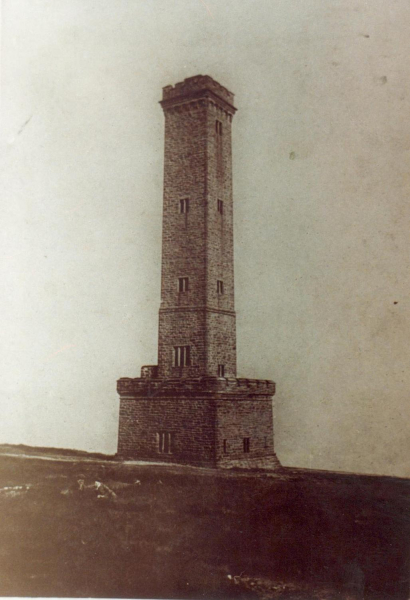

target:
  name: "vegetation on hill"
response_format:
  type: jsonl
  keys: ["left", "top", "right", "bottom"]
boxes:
{"left": 0, "top": 454, "right": 409, "bottom": 599}
{"left": 0, "top": 443, "right": 116, "bottom": 460}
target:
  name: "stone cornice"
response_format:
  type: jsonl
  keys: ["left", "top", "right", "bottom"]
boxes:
{"left": 162, "top": 75, "right": 235, "bottom": 105}
{"left": 117, "top": 376, "right": 275, "bottom": 398}
{"left": 159, "top": 306, "right": 236, "bottom": 317}
{"left": 160, "top": 89, "right": 237, "bottom": 117}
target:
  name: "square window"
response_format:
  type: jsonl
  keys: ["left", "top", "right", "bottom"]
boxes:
{"left": 217, "top": 280, "right": 224, "bottom": 294}
{"left": 243, "top": 437, "right": 250, "bottom": 453}
{"left": 178, "top": 277, "right": 189, "bottom": 292}
{"left": 174, "top": 346, "right": 191, "bottom": 367}
{"left": 179, "top": 198, "right": 189, "bottom": 214}
{"left": 217, "top": 199, "right": 224, "bottom": 214}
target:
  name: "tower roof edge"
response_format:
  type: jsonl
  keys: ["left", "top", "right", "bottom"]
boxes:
{"left": 161, "top": 75, "right": 236, "bottom": 112}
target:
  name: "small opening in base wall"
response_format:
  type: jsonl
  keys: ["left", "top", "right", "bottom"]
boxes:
{"left": 264, "top": 436, "right": 268, "bottom": 448}
{"left": 223, "top": 439, "right": 227, "bottom": 454}
{"left": 243, "top": 437, "right": 250, "bottom": 453}
{"left": 157, "top": 431, "right": 174, "bottom": 454}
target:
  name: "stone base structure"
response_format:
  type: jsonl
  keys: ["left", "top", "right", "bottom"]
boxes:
{"left": 117, "top": 372, "right": 280, "bottom": 469}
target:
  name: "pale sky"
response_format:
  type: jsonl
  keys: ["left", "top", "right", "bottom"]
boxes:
{"left": 2, "top": 0, "right": 410, "bottom": 476}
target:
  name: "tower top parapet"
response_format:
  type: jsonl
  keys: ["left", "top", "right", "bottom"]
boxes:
{"left": 117, "top": 377, "right": 275, "bottom": 399}
{"left": 161, "top": 75, "right": 237, "bottom": 114}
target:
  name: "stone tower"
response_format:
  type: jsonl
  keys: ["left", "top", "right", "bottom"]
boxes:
{"left": 158, "top": 76, "right": 236, "bottom": 379}
{"left": 117, "top": 76, "right": 280, "bottom": 469}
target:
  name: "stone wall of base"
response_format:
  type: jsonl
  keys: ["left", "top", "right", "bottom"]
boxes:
{"left": 117, "top": 393, "right": 280, "bottom": 469}
{"left": 215, "top": 398, "right": 276, "bottom": 466}
{"left": 118, "top": 396, "right": 217, "bottom": 465}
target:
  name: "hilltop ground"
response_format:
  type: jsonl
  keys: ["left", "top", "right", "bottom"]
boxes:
{"left": 0, "top": 445, "right": 409, "bottom": 599}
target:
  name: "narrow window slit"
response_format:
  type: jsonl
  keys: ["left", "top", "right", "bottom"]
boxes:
{"left": 178, "top": 277, "right": 189, "bottom": 292}
{"left": 157, "top": 431, "right": 174, "bottom": 454}
{"left": 218, "top": 364, "right": 225, "bottom": 377}
{"left": 179, "top": 198, "right": 189, "bottom": 213}
{"left": 174, "top": 346, "right": 191, "bottom": 367}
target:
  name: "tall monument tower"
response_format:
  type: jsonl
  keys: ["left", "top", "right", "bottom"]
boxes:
{"left": 117, "top": 76, "right": 280, "bottom": 469}
{"left": 158, "top": 76, "right": 236, "bottom": 379}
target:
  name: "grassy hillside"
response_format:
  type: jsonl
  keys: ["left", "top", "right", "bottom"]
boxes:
{"left": 0, "top": 442, "right": 116, "bottom": 460}
{"left": 0, "top": 453, "right": 409, "bottom": 599}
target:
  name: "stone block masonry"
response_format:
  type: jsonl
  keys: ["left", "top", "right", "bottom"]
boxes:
{"left": 117, "top": 377, "right": 280, "bottom": 468}
{"left": 117, "top": 75, "right": 280, "bottom": 469}
{"left": 158, "top": 75, "right": 236, "bottom": 379}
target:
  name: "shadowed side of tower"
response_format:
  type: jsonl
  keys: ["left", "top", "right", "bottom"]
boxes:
{"left": 117, "top": 76, "right": 280, "bottom": 469}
